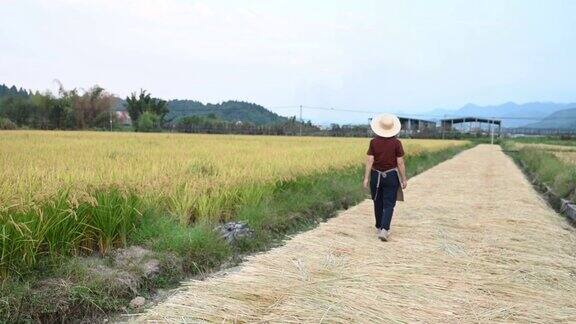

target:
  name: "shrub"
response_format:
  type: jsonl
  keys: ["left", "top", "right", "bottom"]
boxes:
{"left": 0, "top": 117, "right": 17, "bottom": 130}
{"left": 136, "top": 111, "right": 160, "bottom": 132}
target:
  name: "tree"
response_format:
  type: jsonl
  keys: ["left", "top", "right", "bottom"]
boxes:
{"left": 0, "top": 96, "right": 35, "bottom": 126}
{"left": 57, "top": 83, "right": 113, "bottom": 129}
{"left": 137, "top": 111, "right": 160, "bottom": 132}
{"left": 125, "top": 90, "right": 168, "bottom": 129}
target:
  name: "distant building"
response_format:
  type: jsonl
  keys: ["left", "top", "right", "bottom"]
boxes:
{"left": 440, "top": 117, "right": 501, "bottom": 134}
{"left": 367, "top": 116, "right": 436, "bottom": 136}
{"left": 398, "top": 117, "right": 436, "bottom": 134}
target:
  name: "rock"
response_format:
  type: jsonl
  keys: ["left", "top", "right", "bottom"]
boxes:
{"left": 215, "top": 221, "right": 253, "bottom": 244}
{"left": 129, "top": 296, "right": 146, "bottom": 308}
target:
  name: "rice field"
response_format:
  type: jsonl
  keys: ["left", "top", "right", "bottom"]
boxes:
{"left": 0, "top": 131, "right": 467, "bottom": 276}
{"left": 553, "top": 151, "right": 576, "bottom": 165}
{"left": 1, "top": 131, "right": 463, "bottom": 220}
{"left": 513, "top": 142, "right": 576, "bottom": 152}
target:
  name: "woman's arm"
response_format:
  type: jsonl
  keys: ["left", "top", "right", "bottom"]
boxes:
{"left": 363, "top": 155, "right": 374, "bottom": 189}
{"left": 397, "top": 156, "right": 407, "bottom": 189}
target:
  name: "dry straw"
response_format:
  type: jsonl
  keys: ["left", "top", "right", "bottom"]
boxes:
{"left": 135, "top": 145, "right": 576, "bottom": 323}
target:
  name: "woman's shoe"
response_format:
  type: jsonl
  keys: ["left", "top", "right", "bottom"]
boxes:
{"left": 378, "top": 229, "right": 389, "bottom": 241}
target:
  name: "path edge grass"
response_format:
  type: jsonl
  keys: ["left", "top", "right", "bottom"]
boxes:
{"left": 501, "top": 141, "right": 576, "bottom": 222}
{"left": 1, "top": 142, "right": 473, "bottom": 323}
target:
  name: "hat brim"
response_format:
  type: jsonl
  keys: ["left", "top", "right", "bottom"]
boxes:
{"left": 370, "top": 114, "right": 401, "bottom": 137}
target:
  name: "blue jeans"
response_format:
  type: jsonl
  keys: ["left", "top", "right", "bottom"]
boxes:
{"left": 370, "top": 169, "right": 399, "bottom": 230}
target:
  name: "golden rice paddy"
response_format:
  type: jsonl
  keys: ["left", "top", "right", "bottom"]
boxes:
{"left": 0, "top": 131, "right": 466, "bottom": 222}
{"left": 514, "top": 142, "right": 576, "bottom": 152}
{"left": 553, "top": 151, "right": 576, "bottom": 165}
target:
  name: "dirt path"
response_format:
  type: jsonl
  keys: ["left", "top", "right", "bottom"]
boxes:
{"left": 134, "top": 145, "right": 576, "bottom": 323}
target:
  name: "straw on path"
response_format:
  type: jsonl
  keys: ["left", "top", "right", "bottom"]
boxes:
{"left": 134, "top": 144, "right": 576, "bottom": 323}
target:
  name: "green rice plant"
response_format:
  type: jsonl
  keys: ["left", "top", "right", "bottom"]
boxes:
{"left": 81, "top": 190, "right": 142, "bottom": 255}
{"left": 168, "top": 183, "right": 197, "bottom": 226}
{"left": 1, "top": 213, "right": 36, "bottom": 277}
{"left": 0, "top": 190, "right": 143, "bottom": 276}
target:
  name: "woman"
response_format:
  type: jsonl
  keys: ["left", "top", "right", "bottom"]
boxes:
{"left": 362, "top": 114, "right": 407, "bottom": 241}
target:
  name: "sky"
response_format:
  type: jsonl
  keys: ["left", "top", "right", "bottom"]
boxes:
{"left": 1, "top": 0, "right": 575, "bottom": 124}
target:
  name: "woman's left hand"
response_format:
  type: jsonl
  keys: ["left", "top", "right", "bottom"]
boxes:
{"left": 363, "top": 178, "right": 369, "bottom": 189}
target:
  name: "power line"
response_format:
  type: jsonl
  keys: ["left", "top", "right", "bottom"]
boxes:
{"left": 294, "top": 105, "right": 576, "bottom": 121}
{"left": 116, "top": 105, "right": 576, "bottom": 121}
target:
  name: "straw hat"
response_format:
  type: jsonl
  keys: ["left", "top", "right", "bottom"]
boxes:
{"left": 370, "top": 114, "right": 401, "bottom": 137}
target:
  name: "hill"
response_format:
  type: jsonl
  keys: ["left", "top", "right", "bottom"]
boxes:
{"left": 166, "top": 100, "right": 288, "bottom": 125}
{"left": 523, "top": 107, "right": 576, "bottom": 129}
{"left": 426, "top": 102, "right": 576, "bottom": 128}
{"left": 114, "top": 97, "right": 288, "bottom": 125}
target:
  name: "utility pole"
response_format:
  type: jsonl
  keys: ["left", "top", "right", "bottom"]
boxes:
{"left": 109, "top": 111, "right": 113, "bottom": 131}
{"left": 299, "top": 105, "right": 303, "bottom": 137}
{"left": 368, "top": 118, "right": 371, "bottom": 137}
{"left": 490, "top": 117, "right": 495, "bottom": 145}
{"left": 441, "top": 115, "right": 446, "bottom": 140}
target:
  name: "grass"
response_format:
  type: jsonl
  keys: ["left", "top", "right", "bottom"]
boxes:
{"left": 0, "top": 135, "right": 472, "bottom": 322}
{"left": 510, "top": 136, "right": 576, "bottom": 147}
{"left": 502, "top": 141, "right": 576, "bottom": 202}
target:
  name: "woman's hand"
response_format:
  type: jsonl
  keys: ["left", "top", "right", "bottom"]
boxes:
{"left": 401, "top": 179, "right": 408, "bottom": 189}
{"left": 363, "top": 178, "right": 369, "bottom": 189}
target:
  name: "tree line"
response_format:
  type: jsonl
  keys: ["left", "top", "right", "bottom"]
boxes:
{"left": 0, "top": 82, "right": 340, "bottom": 136}
{"left": 0, "top": 83, "right": 172, "bottom": 131}
{"left": 0, "top": 83, "right": 115, "bottom": 130}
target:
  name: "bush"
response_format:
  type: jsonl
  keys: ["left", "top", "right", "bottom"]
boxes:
{"left": 136, "top": 111, "right": 160, "bottom": 132}
{"left": 0, "top": 117, "right": 17, "bottom": 130}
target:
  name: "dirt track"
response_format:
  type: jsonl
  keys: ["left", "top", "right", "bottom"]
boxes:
{"left": 134, "top": 145, "right": 576, "bottom": 323}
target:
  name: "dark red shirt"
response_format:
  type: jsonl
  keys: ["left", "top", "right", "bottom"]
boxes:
{"left": 366, "top": 136, "right": 405, "bottom": 171}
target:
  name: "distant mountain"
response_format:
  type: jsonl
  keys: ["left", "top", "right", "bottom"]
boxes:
{"left": 424, "top": 102, "right": 576, "bottom": 128}
{"left": 114, "top": 97, "right": 288, "bottom": 125}
{"left": 522, "top": 108, "right": 576, "bottom": 129}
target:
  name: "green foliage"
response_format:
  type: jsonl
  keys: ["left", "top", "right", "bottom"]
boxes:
{"left": 0, "top": 117, "right": 16, "bottom": 130}
{"left": 174, "top": 112, "right": 320, "bottom": 135}
{"left": 125, "top": 90, "right": 168, "bottom": 128}
{"left": 0, "top": 84, "right": 30, "bottom": 98}
{"left": 136, "top": 111, "right": 161, "bottom": 132}
{"left": 167, "top": 100, "right": 287, "bottom": 125}
{"left": 0, "top": 96, "right": 37, "bottom": 126}
{"left": 0, "top": 190, "right": 143, "bottom": 277}
{"left": 0, "top": 83, "right": 114, "bottom": 130}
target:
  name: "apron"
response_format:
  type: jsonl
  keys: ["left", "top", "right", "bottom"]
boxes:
{"left": 372, "top": 167, "right": 404, "bottom": 202}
